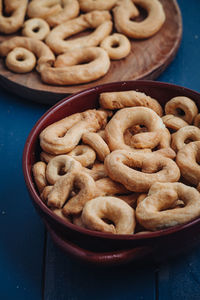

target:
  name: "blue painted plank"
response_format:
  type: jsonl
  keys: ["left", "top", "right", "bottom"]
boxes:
{"left": 158, "top": 247, "right": 200, "bottom": 300}
{"left": 44, "top": 234, "right": 156, "bottom": 300}
{"left": 158, "top": 0, "right": 200, "bottom": 92}
{"left": 0, "top": 89, "right": 48, "bottom": 299}
{"left": 157, "top": 0, "right": 200, "bottom": 299}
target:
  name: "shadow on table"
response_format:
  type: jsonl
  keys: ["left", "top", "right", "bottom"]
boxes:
{"left": 43, "top": 234, "right": 157, "bottom": 300}
{"left": 43, "top": 231, "right": 200, "bottom": 300}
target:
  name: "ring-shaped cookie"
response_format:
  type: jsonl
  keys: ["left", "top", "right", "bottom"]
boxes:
{"left": 104, "top": 150, "right": 180, "bottom": 192}
{"left": 99, "top": 90, "right": 163, "bottom": 116}
{"left": 81, "top": 196, "right": 135, "bottom": 234}
{"left": 40, "top": 145, "right": 96, "bottom": 167}
{"left": 100, "top": 33, "right": 131, "bottom": 60}
{"left": 61, "top": 172, "right": 97, "bottom": 215}
{"left": 165, "top": 96, "right": 198, "bottom": 124}
{"left": 39, "top": 47, "right": 110, "bottom": 85}
{"left": 68, "top": 145, "right": 96, "bottom": 167}
{"left": 171, "top": 126, "right": 200, "bottom": 152}
{"left": 45, "top": 10, "right": 112, "bottom": 54}
{"left": 5, "top": 47, "right": 36, "bottom": 73}
{"left": 79, "top": 0, "right": 117, "bottom": 12}
{"left": 39, "top": 109, "right": 109, "bottom": 154}
{"left": 136, "top": 182, "right": 200, "bottom": 231}
{"left": 105, "top": 107, "right": 166, "bottom": 152}
{"left": 46, "top": 155, "right": 82, "bottom": 185}
{"left": 0, "top": 0, "right": 28, "bottom": 34}
{"left": 0, "top": 36, "right": 55, "bottom": 69}
{"left": 162, "top": 114, "right": 188, "bottom": 132}
{"left": 46, "top": 158, "right": 85, "bottom": 209}
{"left": 113, "top": 0, "right": 166, "bottom": 39}
{"left": 22, "top": 18, "right": 50, "bottom": 40}
{"left": 176, "top": 141, "right": 200, "bottom": 185}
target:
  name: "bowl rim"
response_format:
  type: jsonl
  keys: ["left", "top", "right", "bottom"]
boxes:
{"left": 23, "top": 80, "right": 200, "bottom": 241}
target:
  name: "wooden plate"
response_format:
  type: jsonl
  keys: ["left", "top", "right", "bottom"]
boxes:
{"left": 0, "top": 0, "right": 182, "bottom": 105}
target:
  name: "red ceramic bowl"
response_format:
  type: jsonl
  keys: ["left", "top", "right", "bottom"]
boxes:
{"left": 23, "top": 80, "right": 200, "bottom": 266}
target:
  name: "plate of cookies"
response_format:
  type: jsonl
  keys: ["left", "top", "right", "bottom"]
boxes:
{"left": 0, "top": 0, "right": 182, "bottom": 104}
{"left": 23, "top": 80, "right": 200, "bottom": 266}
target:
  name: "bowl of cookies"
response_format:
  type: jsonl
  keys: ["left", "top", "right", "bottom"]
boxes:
{"left": 23, "top": 80, "right": 200, "bottom": 266}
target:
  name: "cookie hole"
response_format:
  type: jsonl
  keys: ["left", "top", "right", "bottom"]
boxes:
{"left": 72, "top": 179, "right": 82, "bottom": 195}
{"left": 102, "top": 218, "right": 115, "bottom": 226}
{"left": 58, "top": 131, "right": 67, "bottom": 138}
{"left": 185, "top": 138, "right": 194, "bottom": 144}
{"left": 154, "top": 165, "right": 163, "bottom": 173}
{"left": 33, "top": 26, "right": 40, "bottom": 33}
{"left": 72, "top": 186, "right": 80, "bottom": 196}
{"left": 65, "top": 29, "right": 91, "bottom": 41}
{"left": 135, "top": 166, "right": 144, "bottom": 171}
{"left": 69, "top": 190, "right": 77, "bottom": 197}
{"left": 16, "top": 55, "right": 25, "bottom": 61}
{"left": 111, "top": 41, "right": 120, "bottom": 48}
{"left": 2, "top": 2, "right": 12, "bottom": 17}
{"left": 176, "top": 108, "right": 185, "bottom": 117}
{"left": 3, "top": 10, "right": 12, "bottom": 17}
{"left": 78, "top": 58, "right": 93, "bottom": 65}
{"left": 124, "top": 125, "right": 147, "bottom": 136}
{"left": 130, "top": 5, "right": 148, "bottom": 22}
{"left": 143, "top": 165, "right": 163, "bottom": 174}
{"left": 131, "top": 125, "right": 147, "bottom": 134}
{"left": 124, "top": 125, "right": 148, "bottom": 147}
{"left": 152, "top": 145, "right": 160, "bottom": 152}
{"left": 196, "top": 153, "right": 200, "bottom": 165}
{"left": 129, "top": 164, "right": 143, "bottom": 172}
{"left": 58, "top": 165, "right": 67, "bottom": 176}
{"left": 76, "top": 53, "right": 95, "bottom": 65}
{"left": 171, "top": 200, "right": 185, "bottom": 209}
{"left": 60, "top": 1, "right": 65, "bottom": 8}
{"left": 160, "top": 200, "right": 185, "bottom": 211}
{"left": 167, "top": 127, "right": 176, "bottom": 134}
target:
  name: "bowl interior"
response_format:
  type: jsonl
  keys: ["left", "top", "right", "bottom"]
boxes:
{"left": 23, "top": 80, "right": 200, "bottom": 241}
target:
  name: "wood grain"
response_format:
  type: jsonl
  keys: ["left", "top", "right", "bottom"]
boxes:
{"left": 0, "top": 0, "right": 182, "bottom": 104}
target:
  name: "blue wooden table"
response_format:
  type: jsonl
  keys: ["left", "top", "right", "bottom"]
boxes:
{"left": 1, "top": 1, "right": 200, "bottom": 299}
